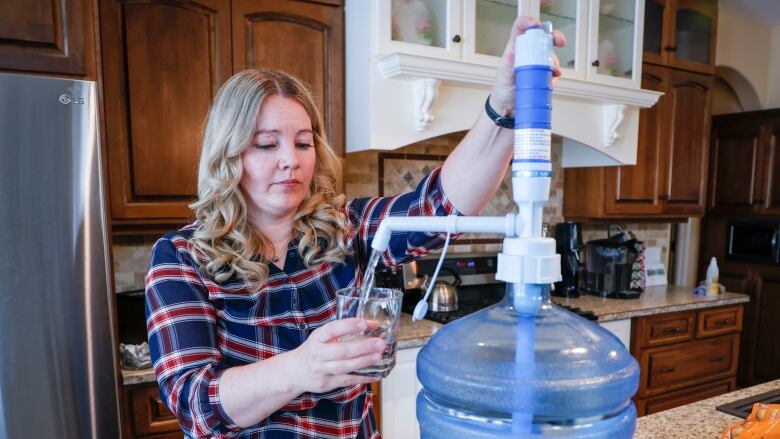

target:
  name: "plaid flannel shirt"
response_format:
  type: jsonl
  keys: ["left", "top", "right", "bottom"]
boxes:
{"left": 145, "top": 166, "right": 460, "bottom": 439}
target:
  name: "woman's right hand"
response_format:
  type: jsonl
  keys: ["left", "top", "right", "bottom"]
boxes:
{"left": 288, "top": 318, "right": 387, "bottom": 394}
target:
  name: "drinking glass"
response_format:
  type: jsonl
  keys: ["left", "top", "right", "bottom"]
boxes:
{"left": 335, "top": 287, "right": 403, "bottom": 378}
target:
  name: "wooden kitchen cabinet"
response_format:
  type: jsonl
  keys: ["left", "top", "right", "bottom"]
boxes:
{"left": 100, "top": 0, "right": 233, "bottom": 228}
{"left": 231, "top": 0, "right": 344, "bottom": 158}
{"left": 564, "top": 63, "right": 712, "bottom": 220}
{"left": 0, "top": 0, "right": 98, "bottom": 78}
{"left": 643, "top": 0, "right": 717, "bottom": 74}
{"left": 708, "top": 109, "right": 780, "bottom": 216}
{"left": 698, "top": 216, "right": 780, "bottom": 386}
{"left": 100, "top": 0, "right": 344, "bottom": 230}
{"left": 631, "top": 304, "right": 743, "bottom": 416}
{"left": 121, "top": 383, "right": 183, "bottom": 439}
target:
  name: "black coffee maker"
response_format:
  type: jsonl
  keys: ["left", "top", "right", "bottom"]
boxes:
{"left": 582, "top": 225, "right": 642, "bottom": 299}
{"left": 553, "top": 222, "right": 583, "bottom": 298}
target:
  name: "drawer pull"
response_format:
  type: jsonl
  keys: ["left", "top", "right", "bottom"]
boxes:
{"left": 710, "top": 356, "right": 726, "bottom": 362}
{"left": 662, "top": 327, "right": 682, "bottom": 334}
{"left": 659, "top": 367, "right": 677, "bottom": 374}
{"left": 713, "top": 319, "right": 732, "bottom": 327}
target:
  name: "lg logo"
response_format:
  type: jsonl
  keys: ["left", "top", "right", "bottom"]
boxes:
{"left": 59, "top": 94, "right": 85, "bottom": 105}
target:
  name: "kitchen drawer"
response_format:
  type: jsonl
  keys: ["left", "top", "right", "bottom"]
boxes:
{"left": 638, "top": 334, "right": 739, "bottom": 396}
{"left": 635, "top": 378, "right": 735, "bottom": 417}
{"left": 635, "top": 311, "right": 696, "bottom": 348}
{"left": 697, "top": 306, "right": 743, "bottom": 338}
{"left": 129, "top": 385, "right": 181, "bottom": 437}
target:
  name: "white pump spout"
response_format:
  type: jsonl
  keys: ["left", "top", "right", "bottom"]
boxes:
{"left": 370, "top": 214, "right": 523, "bottom": 253}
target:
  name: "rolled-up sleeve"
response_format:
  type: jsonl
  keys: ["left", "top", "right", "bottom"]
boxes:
{"left": 145, "top": 237, "right": 241, "bottom": 438}
{"left": 345, "top": 165, "right": 462, "bottom": 268}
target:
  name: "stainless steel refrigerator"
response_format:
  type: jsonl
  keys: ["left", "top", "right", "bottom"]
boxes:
{"left": 0, "top": 73, "right": 120, "bottom": 438}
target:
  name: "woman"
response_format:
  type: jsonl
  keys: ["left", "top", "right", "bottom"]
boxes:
{"left": 146, "top": 16, "right": 564, "bottom": 439}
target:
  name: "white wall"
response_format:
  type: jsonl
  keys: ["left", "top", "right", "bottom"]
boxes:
{"left": 715, "top": 10, "right": 772, "bottom": 109}
{"left": 716, "top": 9, "right": 780, "bottom": 110}
{"left": 768, "top": 25, "right": 780, "bottom": 108}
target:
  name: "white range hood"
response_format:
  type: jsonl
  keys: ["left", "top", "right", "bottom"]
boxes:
{"left": 345, "top": 0, "right": 662, "bottom": 167}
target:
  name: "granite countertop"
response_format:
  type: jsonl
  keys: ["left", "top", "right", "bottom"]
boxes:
{"left": 634, "top": 379, "right": 780, "bottom": 438}
{"left": 551, "top": 284, "right": 750, "bottom": 322}
{"left": 121, "top": 314, "right": 443, "bottom": 385}
{"left": 120, "top": 285, "right": 748, "bottom": 385}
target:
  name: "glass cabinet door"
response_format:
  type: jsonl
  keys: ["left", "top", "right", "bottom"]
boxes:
{"left": 385, "top": 0, "right": 461, "bottom": 59}
{"left": 590, "top": 0, "right": 641, "bottom": 86}
{"left": 461, "top": 0, "right": 518, "bottom": 65}
{"left": 474, "top": 0, "right": 517, "bottom": 56}
{"left": 540, "top": 0, "right": 583, "bottom": 77}
{"left": 672, "top": 0, "right": 716, "bottom": 70}
{"left": 643, "top": 0, "right": 667, "bottom": 63}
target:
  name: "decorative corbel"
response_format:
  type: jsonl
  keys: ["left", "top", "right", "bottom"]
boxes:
{"left": 603, "top": 104, "right": 628, "bottom": 147}
{"left": 412, "top": 77, "right": 441, "bottom": 132}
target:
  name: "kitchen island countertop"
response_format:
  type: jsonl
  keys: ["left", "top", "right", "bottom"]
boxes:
{"left": 634, "top": 379, "right": 780, "bottom": 438}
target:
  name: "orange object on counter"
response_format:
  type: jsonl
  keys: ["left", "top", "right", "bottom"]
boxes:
{"left": 721, "top": 403, "right": 780, "bottom": 438}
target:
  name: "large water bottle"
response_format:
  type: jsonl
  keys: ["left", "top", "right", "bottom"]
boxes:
{"left": 415, "top": 24, "right": 640, "bottom": 438}
{"left": 416, "top": 284, "right": 639, "bottom": 437}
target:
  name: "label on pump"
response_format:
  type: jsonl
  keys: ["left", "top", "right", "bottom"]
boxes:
{"left": 513, "top": 128, "right": 551, "bottom": 163}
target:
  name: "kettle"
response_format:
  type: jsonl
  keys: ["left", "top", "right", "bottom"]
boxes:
{"left": 420, "top": 267, "right": 460, "bottom": 312}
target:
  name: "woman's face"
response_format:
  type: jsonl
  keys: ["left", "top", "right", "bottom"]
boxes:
{"left": 240, "top": 94, "right": 317, "bottom": 224}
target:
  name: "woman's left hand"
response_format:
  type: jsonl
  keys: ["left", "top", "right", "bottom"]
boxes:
{"left": 489, "top": 16, "right": 567, "bottom": 117}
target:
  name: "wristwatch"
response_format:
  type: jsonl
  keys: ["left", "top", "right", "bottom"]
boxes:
{"left": 484, "top": 96, "right": 515, "bottom": 129}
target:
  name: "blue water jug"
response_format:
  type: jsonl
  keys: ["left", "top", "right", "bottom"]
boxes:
{"left": 416, "top": 283, "right": 639, "bottom": 438}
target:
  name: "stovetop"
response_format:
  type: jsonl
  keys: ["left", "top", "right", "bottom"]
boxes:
{"left": 401, "top": 283, "right": 504, "bottom": 324}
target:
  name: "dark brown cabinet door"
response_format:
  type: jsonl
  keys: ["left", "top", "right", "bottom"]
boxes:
{"left": 707, "top": 109, "right": 780, "bottom": 216}
{"left": 758, "top": 122, "right": 780, "bottom": 215}
{"left": 100, "top": 0, "right": 232, "bottom": 225}
{"left": 748, "top": 273, "right": 780, "bottom": 384}
{"left": 232, "top": 0, "right": 344, "bottom": 156}
{"left": 708, "top": 121, "right": 762, "bottom": 215}
{"left": 0, "top": 0, "right": 95, "bottom": 77}
{"left": 605, "top": 63, "right": 667, "bottom": 215}
{"left": 661, "top": 68, "right": 712, "bottom": 215}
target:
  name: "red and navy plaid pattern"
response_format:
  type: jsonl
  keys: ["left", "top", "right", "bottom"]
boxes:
{"left": 145, "top": 167, "right": 460, "bottom": 439}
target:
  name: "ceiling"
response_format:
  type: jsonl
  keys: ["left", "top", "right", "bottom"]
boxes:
{"left": 719, "top": 0, "right": 780, "bottom": 26}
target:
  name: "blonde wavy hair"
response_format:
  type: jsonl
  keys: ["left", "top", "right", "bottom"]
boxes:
{"left": 189, "top": 68, "right": 351, "bottom": 287}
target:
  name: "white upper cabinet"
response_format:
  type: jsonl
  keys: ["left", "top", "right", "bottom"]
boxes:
{"left": 379, "top": 0, "right": 520, "bottom": 65}
{"left": 541, "top": 0, "right": 644, "bottom": 88}
{"left": 345, "top": 0, "right": 661, "bottom": 166}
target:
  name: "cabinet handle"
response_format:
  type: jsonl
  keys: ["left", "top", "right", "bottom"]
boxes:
{"left": 661, "top": 327, "right": 682, "bottom": 334}
{"left": 664, "top": 45, "right": 678, "bottom": 52}
{"left": 710, "top": 356, "right": 726, "bottom": 362}
{"left": 754, "top": 198, "right": 765, "bottom": 204}
{"left": 659, "top": 194, "right": 670, "bottom": 201}
{"left": 452, "top": 34, "right": 462, "bottom": 43}
{"left": 592, "top": 59, "right": 600, "bottom": 67}
{"left": 659, "top": 367, "right": 677, "bottom": 374}
{"left": 714, "top": 319, "right": 732, "bottom": 327}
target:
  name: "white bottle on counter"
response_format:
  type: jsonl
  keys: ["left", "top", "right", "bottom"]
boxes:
{"left": 706, "top": 257, "right": 720, "bottom": 295}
